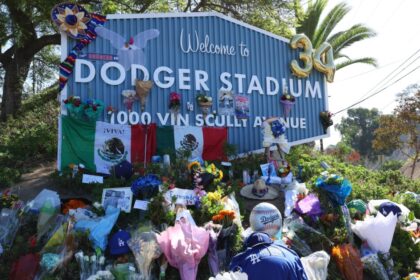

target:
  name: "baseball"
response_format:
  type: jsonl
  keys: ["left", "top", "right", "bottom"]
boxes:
{"left": 249, "top": 202, "right": 282, "bottom": 237}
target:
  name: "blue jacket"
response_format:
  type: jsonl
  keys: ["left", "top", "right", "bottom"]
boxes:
{"left": 230, "top": 232, "right": 308, "bottom": 280}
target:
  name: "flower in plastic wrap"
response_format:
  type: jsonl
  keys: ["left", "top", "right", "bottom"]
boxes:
{"left": 209, "top": 271, "right": 248, "bottom": 280}
{"left": 331, "top": 244, "right": 363, "bottom": 280}
{"left": 300, "top": 251, "right": 330, "bottom": 280}
{"left": 40, "top": 253, "right": 61, "bottom": 273}
{"left": 37, "top": 200, "right": 59, "bottom": 241}
{"left": 157, "top": 220, "right": 209, "bottom": 280}
{"left": 294, "top": 194, "right": 323, "bottom": 219}
{"left": 127, "top": 231, "right": 161, "bottom": 280}
{"left": 131, "top": 174, "right": 161, "bottom": 199}
{"left": 75, "top": 206, "right": 120, "bottom": 250}
{"left": 361, "top": 253, "right": 389, "bottom": 280}
{"left": 43, "top": 222, "right": 68, "bottom": 251}
{"left": 351, "top": 212, "right": 398, "bottom": 253}
{"left": 315, "top": 173, "right": 352, "bottom": 206}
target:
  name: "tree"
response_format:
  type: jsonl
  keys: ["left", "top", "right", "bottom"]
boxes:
{"left": 25, "top": 45, "right": 60, "bottom": 96}
{"left": 373, "top": 88, "right": 420, "bottom": 179}
{"left": 295, "top": 0, "right": 377, "bottom": 70}
{"left": 335, "top": 108, "right": 381, "bottom": 158}
{"left": 0, "top": 0, "right": 68, "bottom": 120}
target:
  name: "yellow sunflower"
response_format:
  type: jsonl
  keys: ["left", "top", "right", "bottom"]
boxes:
{"left": 56, "top": 6, "right": 90, "bottom": 38}
{"left": 187, "top": 161, "right": 201, "bottom": 171}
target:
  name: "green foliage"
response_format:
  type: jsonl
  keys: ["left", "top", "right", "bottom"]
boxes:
{"left": 393, "top": 193, "right": 420, "bottom": 219}
{"left": 380, "top": 160, "right": 404, "bottom": 171}
{"left": 286, "top": 146, "right": 420, "bottom": 200}
{"left": 0, "top": 86, "right": 59, "bottom": 186}
{"left": 390, "top": 227, "right": 420, "bottom": 277}
{"left": 147, "top": 192, "right": 176, "bottom": 227}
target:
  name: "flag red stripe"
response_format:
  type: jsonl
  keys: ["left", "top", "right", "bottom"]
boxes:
{"left": 202, "top": 127, "right": 228, "bottom": 161}
{"left": 131, "top": 123, "right": 157, "bottom": 163}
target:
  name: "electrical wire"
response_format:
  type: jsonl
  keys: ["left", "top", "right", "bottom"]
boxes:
{"left": 333, "top": 64, "right": 420, "bottom": 115}
{"left": 363, "top": 48, "right": 420, "bottom": 95}
{"left": 332, "top": 47, "right": 420, "bottom": 116}
{"left": 335, "top": 60, "right": 398, "bottom": 82}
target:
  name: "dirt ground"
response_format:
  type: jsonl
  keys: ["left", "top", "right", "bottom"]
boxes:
{"left": 6, "top": 162, "right": 76, "bottom": 202}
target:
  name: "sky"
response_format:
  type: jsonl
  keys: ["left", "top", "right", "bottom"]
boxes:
{"left": 322, "top": 0, "right": 420, "bottom": 146}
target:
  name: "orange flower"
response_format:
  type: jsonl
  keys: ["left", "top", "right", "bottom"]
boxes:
{"left": 62, "top": 199, "right": 87, "bottom": 214}
{"left": 332, "top": 244, "right": 363, "bottom": 280}
{"left": 219, "top": 210, "right": 230, "bottom": 216}
{"left": 212, "top": 214, "right": 223, "bottom": 223}
{"left": 227, "top": 211, "right": 236, "bottom": 220}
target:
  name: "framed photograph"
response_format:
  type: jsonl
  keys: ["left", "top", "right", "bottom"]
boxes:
{"left": 101, "top": 187, "right": 133, "bottom": 213}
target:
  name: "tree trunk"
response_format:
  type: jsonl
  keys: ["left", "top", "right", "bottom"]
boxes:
{"left": 410, "top": 152, "right": 418, "bottom": 179}
{"left": 1, "top": 59, "right": 31, "bottom": 121}
{"left": 320, "top": 139, "right": 324, "bottom": 153}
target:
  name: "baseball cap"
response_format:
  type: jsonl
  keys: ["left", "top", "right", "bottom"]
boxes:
{"left": 109, "top": 230, "right": 131, "bottom": 256}
{"left": 379, "top": 202, "right": 402, "bottom": 217}
{"left": 244, "top": 232, "right": 273, "bottom": 248}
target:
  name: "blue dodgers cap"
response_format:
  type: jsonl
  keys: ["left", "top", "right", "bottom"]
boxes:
{"left": 109, "top": 230, "right": 131, "bottom": 256}
{"left": 379, "top": 202, "right": 402, "bottom": 217}
{"left": 244, "top": 232, "right": 273, "bottom": 248}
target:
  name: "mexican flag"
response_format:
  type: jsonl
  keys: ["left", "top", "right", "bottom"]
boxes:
{"left": 156, "top": 126, "right": 228, "bottom": 161}
{"left": 59, "top": 117, "right": 228, "bottom": 173}
{"left": 59, "top": 116, "right": 156, "bottom": 174}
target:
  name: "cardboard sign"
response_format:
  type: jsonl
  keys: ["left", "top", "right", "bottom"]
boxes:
{"left": 164, "top": 188, "right": 197, "bottom": 205}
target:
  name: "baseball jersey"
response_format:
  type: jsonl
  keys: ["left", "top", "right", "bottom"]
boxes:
{"left": 230, "top": 242, "right": 308, "bottom": 280}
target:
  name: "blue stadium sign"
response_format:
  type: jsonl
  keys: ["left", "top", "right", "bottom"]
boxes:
{"left": 61, "top": 12, "right": 331, "bottom": 154}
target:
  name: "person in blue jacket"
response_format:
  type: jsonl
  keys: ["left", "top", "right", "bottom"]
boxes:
{"left": 230, "top": 231, "right": 308, "bottom": 280}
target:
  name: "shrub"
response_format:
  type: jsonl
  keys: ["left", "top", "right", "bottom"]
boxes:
{"left": 0, "top": 86, "right": 59, "bottom": 186}
{"left": 380, "top": 159, "right": 403, "bottom": 171}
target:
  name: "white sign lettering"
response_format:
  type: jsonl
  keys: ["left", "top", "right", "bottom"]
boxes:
{"left": 74, "top": 60, "right": 322, "bottom": 98}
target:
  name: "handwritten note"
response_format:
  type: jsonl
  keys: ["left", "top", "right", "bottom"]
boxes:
{"left": 133, "top": 200, "right": 150, "bottom": 210}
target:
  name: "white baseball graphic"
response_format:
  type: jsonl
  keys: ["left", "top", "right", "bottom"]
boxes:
{"left": 249, "top": 202, "right": 282, "bottom": 237}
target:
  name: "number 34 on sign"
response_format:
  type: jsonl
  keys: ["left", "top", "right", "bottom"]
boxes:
{"left": 289, "top": 34, "right": 335, "bottom": 83}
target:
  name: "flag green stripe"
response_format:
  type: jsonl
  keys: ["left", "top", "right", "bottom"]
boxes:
{"left": 156, "top": 126, "right": 175, "bottom": 155}
{"left": 61, "top": 116, "right": 96, "bottom": 171}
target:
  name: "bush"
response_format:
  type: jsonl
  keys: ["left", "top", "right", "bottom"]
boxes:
{"left": 0, "top": 86, "right": 59, "bottom": 186}
{"left": 380, "top": 159, "right": 403, "bottom": 171}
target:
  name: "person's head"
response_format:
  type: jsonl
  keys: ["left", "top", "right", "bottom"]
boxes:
{"left": 244, "top": 231, "right": 273, "bottom": 248}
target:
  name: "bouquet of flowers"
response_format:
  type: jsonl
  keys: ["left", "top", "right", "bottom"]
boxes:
{"left": 83, "top": 99, "right": 104, "bottom": 122}
{"left": 277, "top": 160, "right": 291, "bottom": 178}
{"left": 196, "top": 93, "right": 213, "bottom": 114}
{"left": 211, "top": 210, "right": 235, "bottom": 228}
{"left": 331, "top": 244, "right": 364, "bottom": 280}
{"left": 121, "top": 90, "right": 137, "bottom": 112}
{"left": 63, "top": 96, "right": 84, "bottom": 119}
{"left": 351, "top": 212, "right": 400, "bottom": 279}
{"left": 63, "top": 96, "right": 104, "bottom": 121}
{"left": 135, "top": 80, "right": 153, "bottom": 111}
{"left": 320, "top": 111, "right": 333, "bottom": 133}
{"left": 106, "top": 106, "right": 115, "bottom": 121}
{"left": 280, "top": 87, "right": 296, "bottom": 117}
{"left": 315, "top": 171, "right": 351, "bottom": 206}
{"left": 169, "top": 92, "right": 181, "bottom": 113}
{"left": 131, "top": 174, "right": 161, "bottom": 199}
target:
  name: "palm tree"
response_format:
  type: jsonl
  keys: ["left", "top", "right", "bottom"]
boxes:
{"left": 296, "top": 0, "right": 377, "bottom": 70}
